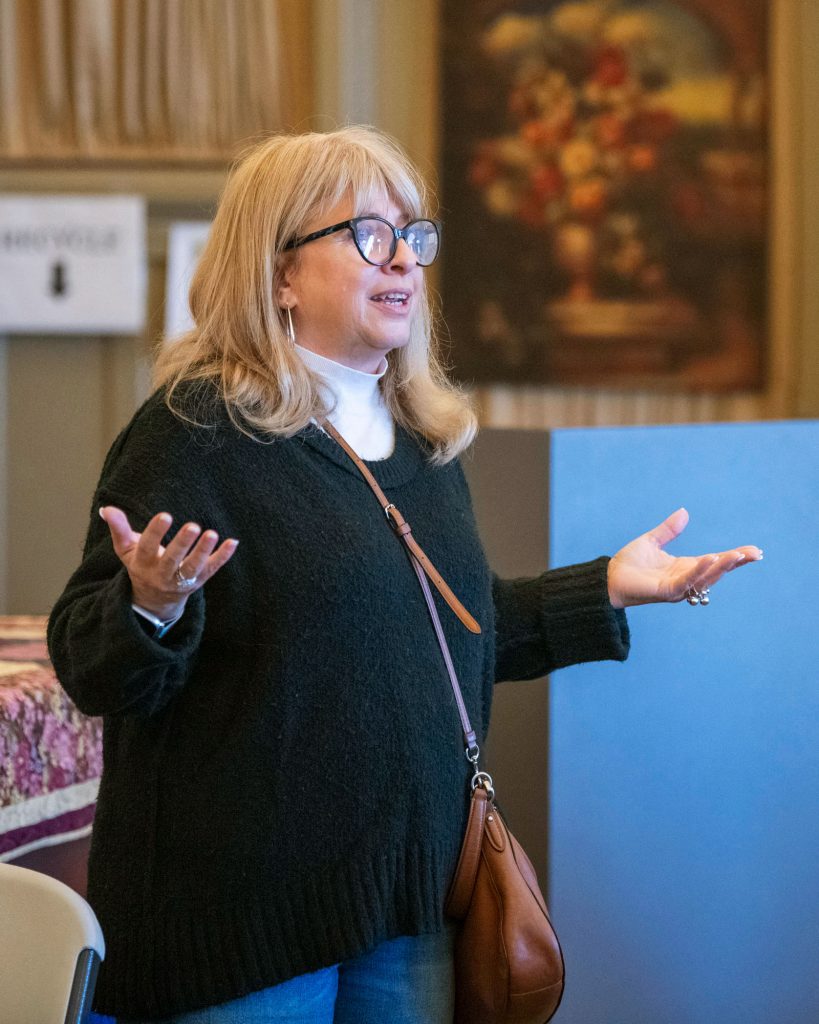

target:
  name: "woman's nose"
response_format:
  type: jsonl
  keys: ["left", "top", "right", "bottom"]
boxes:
{"left": 387, "top": 237, "right": 418, "bottom": 272}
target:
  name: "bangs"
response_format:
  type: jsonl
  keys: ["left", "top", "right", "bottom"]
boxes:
{"left": 311, "top": 135, "right": 427, "bottom": 223}
{"left": 351, "top": 172, "right": 424, "bottom": 222}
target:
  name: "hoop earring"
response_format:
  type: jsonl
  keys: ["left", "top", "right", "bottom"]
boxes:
{"left": 285, "top": 306, "right": 296, "bottom": 345}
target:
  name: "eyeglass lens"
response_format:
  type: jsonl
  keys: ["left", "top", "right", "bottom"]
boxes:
{"left": 352, "top": 219, "right": 439, "bottom": 266}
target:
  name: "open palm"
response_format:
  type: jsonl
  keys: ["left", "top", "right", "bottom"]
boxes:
{"left": 99, "top": 505, "right": 238, "bottom": 620}
{"left": 607, "top": 508, "right": 762, "bottom": 609}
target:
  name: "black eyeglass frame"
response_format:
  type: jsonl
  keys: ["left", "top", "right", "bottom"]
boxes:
{"left": 283, "top": 216, "right": 442, "bottom": 267}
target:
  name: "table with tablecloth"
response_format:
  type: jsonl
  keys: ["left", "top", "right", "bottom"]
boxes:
{"left": 0, "top": 615, "right": 101, "bottom": 862}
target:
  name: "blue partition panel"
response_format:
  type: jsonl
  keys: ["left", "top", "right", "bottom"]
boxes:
{"left": 549, "top": 421, "right": 818, "bottom": 1024}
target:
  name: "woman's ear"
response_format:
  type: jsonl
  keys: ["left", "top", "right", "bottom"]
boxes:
{"left": 276, "top": 255, "right": 298, "bottom": 310}
{"left": 277, "top": 283, "right": 296, "bottom": 310}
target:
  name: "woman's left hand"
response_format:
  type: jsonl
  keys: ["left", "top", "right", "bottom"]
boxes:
{"left": 607, "top": 507, "right": 763, "bottom": 609}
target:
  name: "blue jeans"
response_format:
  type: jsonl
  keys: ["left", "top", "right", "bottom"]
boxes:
{"left": 123, "top": 926, "right": 456, "bottom": 1024}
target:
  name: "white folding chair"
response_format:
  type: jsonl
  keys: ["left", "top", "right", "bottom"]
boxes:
{"left": 0, "top": 861, "right": 105, "bottom": 1024}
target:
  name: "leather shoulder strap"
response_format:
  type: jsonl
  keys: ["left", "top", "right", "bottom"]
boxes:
{"left": 321, "top": 419, "right": 481, "bottom": 753}
{"left": 322, "top": 420, "right": 481, "bottom": 635}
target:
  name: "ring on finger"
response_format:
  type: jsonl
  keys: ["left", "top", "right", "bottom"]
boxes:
{"left": 174, "top": 565, "right": 198, "bottom": 590}
{"left": 686, "top": 586, "right": 711, "bottom": 606}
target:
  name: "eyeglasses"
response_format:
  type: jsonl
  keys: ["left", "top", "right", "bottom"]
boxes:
{"left": 284, "top": 216, "right": 441, "bottom": 267}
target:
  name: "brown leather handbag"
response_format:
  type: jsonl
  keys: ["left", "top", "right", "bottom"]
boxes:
{"left": 445, "top": 786, "right": 564, "bottom": 1023}
{"left": 324, "top": 422, "right": 565, "bottom": 1024}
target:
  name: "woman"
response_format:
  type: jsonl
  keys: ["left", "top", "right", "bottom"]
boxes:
{"left": 48, "top": 126, "right": 761, "bottom": 1024}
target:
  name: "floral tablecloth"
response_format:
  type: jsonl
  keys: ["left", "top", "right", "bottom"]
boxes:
{"left": 0, "top": 616, "right": 101, "bottom": 861}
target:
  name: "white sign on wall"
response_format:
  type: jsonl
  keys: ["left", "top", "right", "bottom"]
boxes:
{"left": 164, "top": 220, "right": 212, "bottom": 342}
{"left": 0, "top": 195, "right": 146, "bottom": 334}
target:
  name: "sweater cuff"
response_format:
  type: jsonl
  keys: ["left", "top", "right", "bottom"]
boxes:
{"left": 103, "top": 569, "right": 205, "bottom": 661}
{"left": 493, "top": 556, "right": 630, "bottom": 683}
{"left": 52, "top": 569, "right": 206, "bottom": 717}
{"left": 538, "top": 556, "right": 630, "bottom": 670}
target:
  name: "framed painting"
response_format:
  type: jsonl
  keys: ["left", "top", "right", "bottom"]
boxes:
{"left": 440, "top": 0, "right": 768, "bottom": 390}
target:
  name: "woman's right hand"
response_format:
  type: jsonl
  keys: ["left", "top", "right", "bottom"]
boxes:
{"left": 99, "top": 506, "right": 239, "bottom": 621}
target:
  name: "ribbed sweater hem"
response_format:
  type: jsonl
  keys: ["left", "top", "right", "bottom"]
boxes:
{"left": 95, "top": 837, "right": 463, "bottom": 1019}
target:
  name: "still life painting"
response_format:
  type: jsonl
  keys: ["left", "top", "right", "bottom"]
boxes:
{"left": 441, "top": 0, "right": 767, "bottom": 389}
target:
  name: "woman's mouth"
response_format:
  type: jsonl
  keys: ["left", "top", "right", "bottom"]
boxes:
{"left": 370, "top": 290, "right": 411, "bottom": 308}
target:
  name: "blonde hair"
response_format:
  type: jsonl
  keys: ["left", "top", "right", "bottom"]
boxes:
{"left": 153, "top": 126, "right": 477, "bottom": 463}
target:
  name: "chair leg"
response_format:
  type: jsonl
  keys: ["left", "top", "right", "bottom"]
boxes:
{"left": 65, "top": 947, "right": 101, "bottom": 1024}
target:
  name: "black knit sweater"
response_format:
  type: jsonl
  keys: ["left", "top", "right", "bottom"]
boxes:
{"left": 47, "top": 388, "right": 630, "bottom": 1019}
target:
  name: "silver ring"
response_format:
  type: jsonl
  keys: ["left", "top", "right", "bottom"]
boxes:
{"left": 686, "top": 586, "right": 711, "bottom": 606}
{"left": 174, "top": 566, "right": 198, "bottom": 590}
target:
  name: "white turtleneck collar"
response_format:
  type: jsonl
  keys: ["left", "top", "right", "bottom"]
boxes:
{"left": 295, "top": 343, "right": 395, "bottom": 460}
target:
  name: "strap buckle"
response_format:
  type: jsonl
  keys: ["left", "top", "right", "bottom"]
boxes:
{"left": 384, "top": 502, "right": 412, "bottom": 539}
